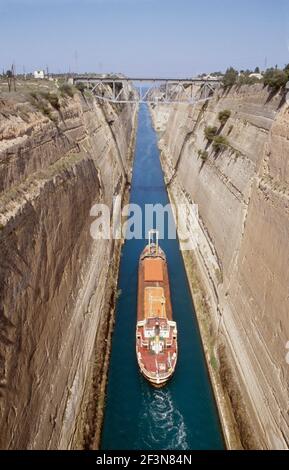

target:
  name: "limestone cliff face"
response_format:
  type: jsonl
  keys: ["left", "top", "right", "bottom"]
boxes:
{"left": 151, "top": 84, "right": 289, "bottom": 449}
{"left": 0, "top": 88, "right": 137, "bottom": 449}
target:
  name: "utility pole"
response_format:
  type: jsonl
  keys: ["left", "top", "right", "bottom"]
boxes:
{"left": 7, "top": 63, "right": 16, "bottom": 92}
{"left": 12, "top": 63, "right": 16, "bottom": 91}
{"left": 74, "top": 50, "right": 78, "bottom": 75}
{"left": 7, "top": 70, "right": 12, "bottom": 92}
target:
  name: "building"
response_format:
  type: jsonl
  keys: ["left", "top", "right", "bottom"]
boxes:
{"left": 203, "top": 74, "right": 222, "bottom": 81}
{"left": 249, "top": 73, "right": 263, "bottom": 80}
{"left": 33, "top": 70, "right": 45, "bottom": 79}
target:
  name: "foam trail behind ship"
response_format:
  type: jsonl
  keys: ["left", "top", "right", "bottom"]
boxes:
{"left": 138, "top": 386, "right": 189, "bottom": 450}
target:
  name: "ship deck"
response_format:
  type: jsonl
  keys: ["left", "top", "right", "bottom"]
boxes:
{"left": 137, "top": 317, "right": 177, "bottom": 376}
{"left": 137, "top": 248, "right": 173, "bottom": 322}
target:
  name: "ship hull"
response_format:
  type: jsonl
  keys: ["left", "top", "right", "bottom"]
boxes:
{"left": 136, "top": 241, "right": 178, "bottom": 388}
{"left": 138, "top": 364, "right": 175, "bottom": 388}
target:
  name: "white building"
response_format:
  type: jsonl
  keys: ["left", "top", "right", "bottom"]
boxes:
{"left": 249, "top": 73, "right": 263, "bottom": 80}
{"left": 34, "top": 70, "right": 45, "bottom": 79}
{"left": 204, "top": 74, "right": 221, "bottom": 81}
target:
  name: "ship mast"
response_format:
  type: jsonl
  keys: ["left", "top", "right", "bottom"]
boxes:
{"left": 148, "top": 229, "right": 159, "bottom": 255}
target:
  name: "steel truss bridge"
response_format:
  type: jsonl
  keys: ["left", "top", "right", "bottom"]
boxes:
{"left": 73, "top": 76, "right": 221, "bottom": 104}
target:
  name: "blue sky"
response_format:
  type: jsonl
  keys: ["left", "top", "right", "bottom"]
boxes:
{"left": 0, "top": 0, "right": 289, "bottom": 76}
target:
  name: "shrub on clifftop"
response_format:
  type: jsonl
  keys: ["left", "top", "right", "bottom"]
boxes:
{"left": 75, "top": 82, "right": 86, "bottom": 93}
{"left": 212, "top": 135, "right": 229, "bottom": 152}
{"left": 197, "top": 149, "right": 209, "bottom": 161}
{"left": 59, "top": 83, "right": 76, "bottom": 98}
{"left": 218, "top": 109, "right": 231, "bottom": 125}
{"left": 204, "top": 126, "right": 218, "bottom": 142}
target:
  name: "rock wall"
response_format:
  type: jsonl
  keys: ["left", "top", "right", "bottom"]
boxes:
{"left": 151, "top": 84, "right": 289, "bottom": 449}
{"left": 0, "top": 87, "right": 137, "bottom": 449}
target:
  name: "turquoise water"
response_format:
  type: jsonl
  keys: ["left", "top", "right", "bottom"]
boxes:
{"left": 101, "top": 104, "right": 224, "bottom": 450}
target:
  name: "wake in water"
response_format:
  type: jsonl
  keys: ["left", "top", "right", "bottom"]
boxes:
{"left": 137, "top": 383, "right": 189, "bottom": 450}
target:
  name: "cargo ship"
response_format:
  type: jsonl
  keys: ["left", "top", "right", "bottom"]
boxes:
{"left": 136, "top": 230, "right": 178, "bottom": 387}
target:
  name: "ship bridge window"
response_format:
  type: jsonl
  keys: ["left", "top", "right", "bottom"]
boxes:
{"left": 144, "top": 329, "right": 155, "bottom": 338}
{"left": 160, "top": 329, "right": 170, "bottom": 338}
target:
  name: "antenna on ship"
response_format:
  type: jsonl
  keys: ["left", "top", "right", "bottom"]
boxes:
{"left": 148, "top": 229, "right": 159, "bottom": 255}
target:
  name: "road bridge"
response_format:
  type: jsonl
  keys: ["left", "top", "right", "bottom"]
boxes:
{"left": 73, "top": 76, "right": 221, "bottom": 104}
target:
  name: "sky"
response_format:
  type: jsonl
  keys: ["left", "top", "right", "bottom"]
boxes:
{"left": 0, "top": 0, "right": 289, "bottom": 76}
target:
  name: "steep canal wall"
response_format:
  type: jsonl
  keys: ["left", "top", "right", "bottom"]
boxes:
{"left": 150, "top": 84, "right": 289, "bottom": 450}
{"left": 0, "top": 83, "right": 137, "bottom": 449}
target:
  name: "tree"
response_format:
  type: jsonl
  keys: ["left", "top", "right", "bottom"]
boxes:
{"left": 222, "top": 67, "right": 238, "bottom": 88}
{"left": 254, "top": 66, "right": 260, "bottom": 74}
{"left": 263, "top": 68, "right": 288, "bottom": 91}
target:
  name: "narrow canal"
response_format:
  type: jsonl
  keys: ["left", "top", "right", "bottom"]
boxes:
{"left": 101, "top": 104, "right": 224, "bottom": 450}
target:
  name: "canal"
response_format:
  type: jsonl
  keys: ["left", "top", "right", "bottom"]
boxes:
{"left": 101, "top": 104, "right": 224, "bottom": 450}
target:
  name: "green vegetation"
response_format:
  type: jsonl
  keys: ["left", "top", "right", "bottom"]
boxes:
{"left": 29, "top": 91, "right": 38, "bottom": 101}
{"left": 237, "top": 71, "right": 261, "bottom": 86}
{"left": 29, "top": 91, "right": 58, "bottom": 122}
{"left": 39, "top": 91, "right": 60, "bottom": 110}
{"left": 197, "top": 149, "right": 209, "bottom": 161}
{"left": 222, "top": 67, "right": 238, "bottom": 88}
{"left": 210, "top": 354, "right": 218, "bottom": 371}
{"left": 218, "top": 109, "right": 231, "bottom": 125}
{"left": 222, "top": 66, "right": 261, "bottom": 88}
{"left": 59, "top": 83, "right": 76, "bottom": 98}
{"left": 0, "top": 223, "right": 4, "bottom": 231}
{"left": 47, "top": 94, "right": 60, "bottom": 110}
{"left": 212, "top": 135, "right": 229, "bottom": 152}
{"left": 38, "top": 102, "right": 54, "bottom": 120}
{"left": 39, "top": 91, "right": 51, "bottom": 100}
{"left": 215, "top": 267, "right": 223, "bottom": 285}
{"left": 75, "top": 82, "right": 86, "bottom": 93}
{"left": 204, "top": 126, "right": 218, "bottom": 142}
{"left": 263, "top": 67, "right": 289, "bottom": 91}
{"left": 221, "top": 63, "right": 289, "bottom": 91}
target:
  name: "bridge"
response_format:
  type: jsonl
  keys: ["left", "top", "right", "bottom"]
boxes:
{"left": 73, "top": 76, "right": 221, "bottom": 104}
